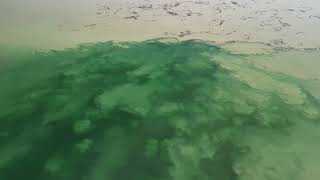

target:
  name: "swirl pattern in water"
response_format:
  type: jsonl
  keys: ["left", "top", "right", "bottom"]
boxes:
{"left": 0, "top": 40, "right": 319, "bottom": 180}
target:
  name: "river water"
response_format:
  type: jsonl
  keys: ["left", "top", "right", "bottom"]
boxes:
{"left": 1, "top": 0, "right": 320, "bottom": 49}
{"left": 0, "top": 1, "right": 320, "bottom": 180}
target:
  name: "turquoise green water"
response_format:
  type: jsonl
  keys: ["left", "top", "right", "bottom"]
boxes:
{"left": 0, "top": 40, "right": 319, "bottom": 180}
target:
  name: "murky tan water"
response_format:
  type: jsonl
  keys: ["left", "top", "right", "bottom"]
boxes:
{"left": 1, "top": 0, "right": 320, "bottom": 49}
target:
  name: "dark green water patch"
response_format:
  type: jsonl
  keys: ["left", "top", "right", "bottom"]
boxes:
{"left": 0, "top": 40, "right": 319, "bottom": 180}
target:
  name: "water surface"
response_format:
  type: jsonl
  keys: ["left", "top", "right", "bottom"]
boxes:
{"left": 0, "top": 40, "right": 320, "bottom": 180}
{"left": 1, "top": 0, "right": 320, "bottom": 180}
